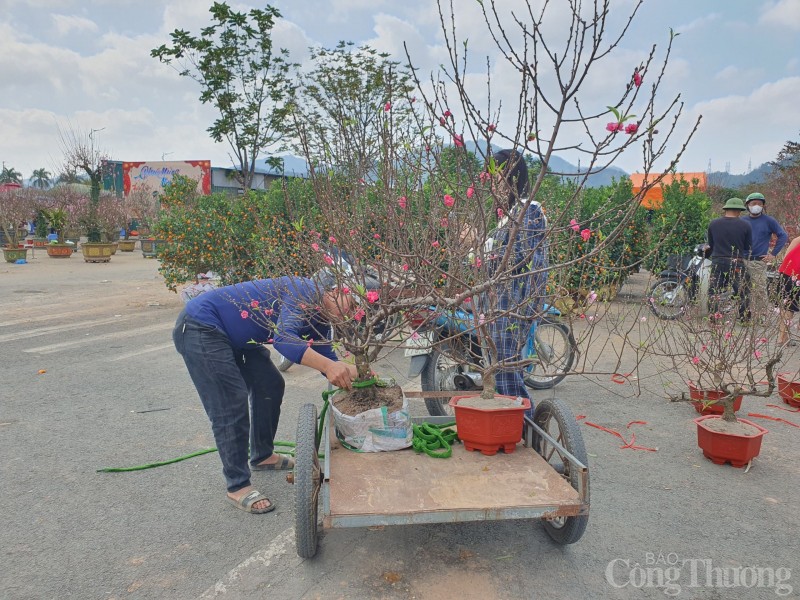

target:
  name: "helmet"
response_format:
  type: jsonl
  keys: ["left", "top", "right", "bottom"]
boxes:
{"left": 745, "top": 192, "right": 765, "bottom": 205}
{"left": 722, "top": 197, "right": 746, "bottom": 211}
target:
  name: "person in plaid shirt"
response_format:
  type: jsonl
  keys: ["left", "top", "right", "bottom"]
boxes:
{"left": 483, "top": 149, "right": 549, "bottom": 413}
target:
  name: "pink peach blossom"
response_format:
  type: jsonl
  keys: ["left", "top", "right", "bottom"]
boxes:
{"left": 432, "top": 240, "right": 440, "bottom": 248}
{"left": 323, "top": 254, "right": 334, "bottom": 265}
{"left": 384, "top": 102, "right": 391, "bottom": 112}
{"left": 311, "top": 242, "right": 319, "bottom": 252}
{"left": 497, "top": 208, "right": 504, "bottom": 219}
{"left": 580, "top": 228, "right": 591, "bottom": 242}
{"left": 443, "top": 194, "right": 455, "bottom": 207}
{"left": 633, "top": 70, "right": 642, "bottom": 87}
{"left": 398, "top": 196, "right": 407, "bottom": 209}
{"left": 366, "top": 291, "right": 379, "bottom": 303}
{"left": 606, "top": 122, "right": 621, "bottom": 133}
{"left": 570, "top": 219, "right": 580, "bottom": 232}
{"left": 625, "top": 123, "right": 639, "bottom": 135}
{"left": 240, "top": 310, "right": 249, "bottom": 319}
{"left": 402, "top": 264, "right": 409, "bottom": 271}
{"left": 691, "top": 356, "right": 700, "bottom": 365}
{"left": 328, "top": 236, "right": 337, "bottom": 243}
{"left": 250, "top": 300, "right": 259, "bottom": 308}
{"left": 466, "top": 186, "right": 475, "bottom": 199}
{"left": 353, "top": 308, "right": 365, "bottom": 322}
{"left": 453, "top": 134, "right": 464, "bottom": 148}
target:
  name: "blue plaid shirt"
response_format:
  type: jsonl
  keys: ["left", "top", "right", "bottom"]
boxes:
{"left": 483, "top": 200, "right": 548, "bottom": 401}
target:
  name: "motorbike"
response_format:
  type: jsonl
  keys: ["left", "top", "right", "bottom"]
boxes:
{"left": 647, "top": 243, "right": 714, "bottom": 320}
{"left": 404, "top": 304, "right": 577, "bottom": 416}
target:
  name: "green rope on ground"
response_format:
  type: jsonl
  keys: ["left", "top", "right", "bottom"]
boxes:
{"left": 96, "top": 442, "right": 298, "bottom": 473}
{"left": 99, "top": 377, "right": 389, "bottom": 473}
{"left": 412, "top": 422, "right": 458, "bottom": 458}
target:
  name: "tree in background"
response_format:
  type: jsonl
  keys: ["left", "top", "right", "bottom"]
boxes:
{"left": 58, "top": 125, "right": 110, "bottom": 243}
{"left": 284, "top": 42, "right": 417, "bottom": 185}
{"left": 764, "top": 135, "right": 800, "bottom": 238}
{"left": 30, "top": 168, "right": 52, "bottom": 189}
{"left": 152, "top": 2, "right": 293, "bottom": 191}
{"left": 0, "top": 165, "right": 23, "bottom": 184}
{"left": 643, "top": 176, "right": 712, "bottom": 273}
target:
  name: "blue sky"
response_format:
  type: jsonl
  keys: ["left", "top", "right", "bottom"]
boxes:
{"left": 1, "top": 0, "right": 798, "bottom": 179}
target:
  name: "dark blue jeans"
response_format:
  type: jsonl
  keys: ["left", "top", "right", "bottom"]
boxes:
{"left": 173, "top": 310, "right": 285, "bottom": 493}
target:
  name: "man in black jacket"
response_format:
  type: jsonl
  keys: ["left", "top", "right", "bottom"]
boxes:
{"left": 707, "top": 198, "right": 752, "bottom": 317}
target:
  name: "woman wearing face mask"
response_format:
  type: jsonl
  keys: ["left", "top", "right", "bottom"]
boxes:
{"left": 741, "top": 192, "right": 788, "bottom": 319}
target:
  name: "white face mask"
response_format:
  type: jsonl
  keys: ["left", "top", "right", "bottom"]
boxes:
{"left": 748, "top": 205, "right": 764, "bottom": 215}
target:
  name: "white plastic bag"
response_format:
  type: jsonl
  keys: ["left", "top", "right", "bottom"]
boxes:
{"left": 331, "top": 393, "right": 413, "bottom": 452}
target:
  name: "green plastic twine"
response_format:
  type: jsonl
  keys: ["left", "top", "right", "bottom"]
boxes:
{"left": 412, "top": 422, "right": 458, "bottom": 458}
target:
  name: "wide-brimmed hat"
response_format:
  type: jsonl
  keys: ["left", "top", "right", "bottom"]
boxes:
{"left": 745, "top": 192, "right": 765, "bottom": 204}
{"left": 722, "top": 197, "right": 746, "bottom": 211}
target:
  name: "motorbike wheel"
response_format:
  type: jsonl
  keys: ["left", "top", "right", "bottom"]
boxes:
{"left": 647, "top": 278, "right": 687, "bottom": 320}
{"left": 272, "top": 350, "right": 293, "bottom": 372}
{"left": 524, "top": 319, "right": 576, "bottom": 390}
{"left": 420, "top": 349, "right": 460, "bottom": 417}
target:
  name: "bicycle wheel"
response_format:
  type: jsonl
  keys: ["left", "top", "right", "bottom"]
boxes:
{"left": 524, "top": 319, "right": 575, "bottom": 390}
{"left": 532, "top": 398, "right": 589, "bottom": 545}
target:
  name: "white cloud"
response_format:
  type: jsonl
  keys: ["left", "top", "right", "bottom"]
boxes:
{"left": 51, "top": 14, "right": 98, "bottom": 36}
{"left": 760, "top": 0, "right": 800, "bottom": 31}
{"left": 681, "top": 76, "right": 800, "bottom": 173}
{"left": 675, "top": 12, "right": 720, "bottom": 34}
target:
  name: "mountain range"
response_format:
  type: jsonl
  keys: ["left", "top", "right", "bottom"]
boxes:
{"left": 263, "top": 145, "right": 772, "bottom": 189}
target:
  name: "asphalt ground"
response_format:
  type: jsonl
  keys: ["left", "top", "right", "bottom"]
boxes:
{"left": 1, "top": 248, "right": 798, "bottom": 600}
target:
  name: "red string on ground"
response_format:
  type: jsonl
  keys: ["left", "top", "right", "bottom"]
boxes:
{"left": 581, "top": 419, "right": 657, "bottom": 451}
{"left": 766, "top": 403, "right": 800, "bottom": 413}
{"left": 747, "top": 413, "right": 800, "bottom": 429}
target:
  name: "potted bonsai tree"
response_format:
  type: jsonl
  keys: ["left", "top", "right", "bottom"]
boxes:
{"left": 643, "top": 276, "right": 798, "bottom": 467}
{"left": 0, "top": 187, "right": 38, "bottom": 262}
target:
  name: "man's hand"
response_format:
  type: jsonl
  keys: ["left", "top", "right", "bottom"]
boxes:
{"left": 762, "top": 254, "right": 776, "bottom": 263}
{"left": 325, "top": 361, "right": 355, "bottom": 390}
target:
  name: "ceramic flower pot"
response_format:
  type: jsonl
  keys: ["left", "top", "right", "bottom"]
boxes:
{"left": 118, "top": 240, "right": 136, "bottom": 252}
{"left": 81, "top": 242, "right": 114, "bottom": 263}
{"left": 694, "top": 415, "right": 768, "bottom": 468}
{"left": 449, "top": 394, "right": 531, "bottom": 456}
{"left": 776, "top": 374, "right": 800, "bottom": 408}
{"left": 46, "top": 243, "right": 72, "bottom": 258}
{"left": 2, "top": 247, "right": 28, "bottom": 263}
{"left": 687, "top": 383, "right": 743, "bottom": 415}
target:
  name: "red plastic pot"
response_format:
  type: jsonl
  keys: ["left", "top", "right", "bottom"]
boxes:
{"left": 776, "top": 374, "right": 800, "bottom": 408}
{"left": 694, "top": 415, "right": 768, "bottom": 468}
{"left": 687, "top": 383, "right": 743, "bottom": 415}
{"left": 449, "top": 394, "right": 531, "bottom": 456}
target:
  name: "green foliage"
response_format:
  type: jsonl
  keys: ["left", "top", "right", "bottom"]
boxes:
{"left": 642, "top": 177, "right": 712, "bottom": 273}
{"left": 152, "top": 2, "right": 293, "bottom": 191}
{"left": 0, "top": 165, "right": 22, "bottom": 184}
{"left": 546, "top": 177, "right": 649, "bottom": 296}
{"left": 154, "top": 178, "right": 321, "bottom": 291}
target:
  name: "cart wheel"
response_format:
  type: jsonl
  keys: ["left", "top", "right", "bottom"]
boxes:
{"left": 295, "top": 403, "right": 321, "bottom": 558}
{"left": 532, "top": 398, "right": 589, "bottom": 545}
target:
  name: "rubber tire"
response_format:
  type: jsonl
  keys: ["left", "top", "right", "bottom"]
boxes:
{"left": 532, "top": 398, "right": 589, "bottom": 545}
{"left": 295, "top": 403, "right": 321, "bottom": 558}
{"left": 273, "top": 350, "right": 293, "bottom": 372}
{"left": 420, "top": 349, "right": 456, "bottom": 417}
{"left": 524, "top": 319, "right": 576, "bottom": 390}
{"left": 647, "top": 278, "right": 687, "bottom": 320}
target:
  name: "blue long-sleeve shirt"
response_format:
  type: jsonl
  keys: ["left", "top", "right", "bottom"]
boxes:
{"left": 740, "top": 214, "right": 788, "bottom": 258}
{"left": 184, "top": 276, "right": 336, "bottom": 364}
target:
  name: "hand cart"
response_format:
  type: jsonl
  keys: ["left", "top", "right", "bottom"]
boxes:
{"left": 292, "top": 396, "right": 589, "bottom": 558}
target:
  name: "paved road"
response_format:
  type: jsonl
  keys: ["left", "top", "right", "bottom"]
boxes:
{"left": 1, "top": 251, "right": 798, "bottom": 599}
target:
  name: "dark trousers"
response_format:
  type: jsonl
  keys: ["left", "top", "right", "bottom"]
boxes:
{"left": 710, "top": 258, "right": 748, "bottom": 318}
{"left": 173, "top": 310, "right": 285, "bottom": 492}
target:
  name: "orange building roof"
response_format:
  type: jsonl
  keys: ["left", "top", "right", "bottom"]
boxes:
{"left": 629, "top": 172, "right": 707, "bottom": 209}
